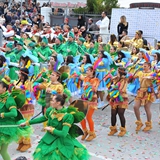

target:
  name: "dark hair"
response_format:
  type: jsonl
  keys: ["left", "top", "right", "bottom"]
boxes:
{"left": 20, "top": 56, "right": 30, "bottom": 67}
{"left": 90, "top": 40, "right": 95, "bottom": 44}
{"left": 139, "top": 30, "right": 143, "bottom": 35}
{"left": 88, "top": 66, "right": 95, "bottom": 77}
{"left": 0, "top": 55, "right": 6, "bottom": 67}
{"left": 117, "top": 51, "right": 125, "bottom": 59}
{"left": 144, "top": 62, "right": 151, "bottom": 69}
{"left": 111, "top": 45, "right": 117, "bottom": 51}
{"left": 131, "top": 47, "right": 139, "bottom": 55}
{"left": 119, "top": 41, "right": 125, "bottom": 47}
{"left": 103, "top": 11, "right": 107, "bottom": 15}
{"left": 100, "top": 50, "right": 108, "bottom": 58}
{"left": 0, "top": 81, "right": 9, "bottom": 90}
{"left": 84, "top": 54, "right": 92, "bottom": 64}
{"left": 123, "top": 29, "right": 128, "bottom": 35}
{"left": 156, "top": 53, "right": 160, "bottom": 63}
{"left": 51, "top": 55, "right": 57, "bottom": 62}
{"left": 110, "top": 34, "right": 117, "bottom": 45}
{"left": 66, "top": 56, "right": 74, "bottom": 65}
{"left": 16, "top": 68, "right": 29, "bottom": 85}
{"left": 118, "top": 67, "right": 127, "bottom": 76}
{"left": 55, "top": 94, "right": 67, "bottom": 106}
{"left": 157, "top": 41, "right": 160, "bottom": 49}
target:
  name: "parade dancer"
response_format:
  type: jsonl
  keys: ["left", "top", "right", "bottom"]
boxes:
{"left": 80, "top": 66, "right": 99, "bottom": 141}
{"left": 12, "top": 68, "right": 34, "bottom": 152}
{"left": 133, "top": 62, "right": 155, "bottom": 132}
{"left": 20, "top": 94, "right": 90, "bottom": 160}
{"left": 107, "top": 67, "right": 128, "bottom": 137}
{"left": 0, "top": 76, "right": 31, "bottom": 159}
{"left": 94, "top": 50, "right": 113, "bottom": 108}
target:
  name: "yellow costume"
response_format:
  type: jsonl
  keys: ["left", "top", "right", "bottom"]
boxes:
{"left": 130, "top": 38, "right": 143, "bottom": 49}
{"left": 135, "top": 71, "right": 155, "bottom": 105}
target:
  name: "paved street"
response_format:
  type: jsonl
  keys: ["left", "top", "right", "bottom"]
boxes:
{"left": 1, "top": 96, "right": 160, "bottom": 160}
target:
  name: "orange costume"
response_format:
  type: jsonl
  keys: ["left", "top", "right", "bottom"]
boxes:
{"left": 80, "top": 76, "right": 99, "bottom": 141}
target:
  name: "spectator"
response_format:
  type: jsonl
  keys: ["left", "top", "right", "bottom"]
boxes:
{"left": 24, "top": 24, "right": 32, "bottom": 32}
{"left": 117, "top": 15, "right": 128, "bottom": 41}
{"left": 138, "top": 30, "right": 148, "bottom": 47}
{"left": 108, "top": 34, "right": 118, "bottom": 46}
{"left": 98, "top": 11, "right": 110, "bottom": 43}
{"left": 61, "top": 18, "right": 71, "bottom": 30}
{"left": 0, "top": 23, "right": 14, "bottom": 39}
{"left": 0, "top": 14, "right": 5, "bottom": 25}
{"left": 73, "top": 26, "right": 81, "bottom": 40}
{"left": 0, "top": 2, "right": 4, "bottom": 15}
{"left": 120, "top": 29, "right": 130, "bottom": 43}
{"left": 87, "top": 18, "right": 99, "bottom": 32}
{"left": 77, "top": 15, "right": 85, "bottom": 29}
{"left": 12, "top": 20, "right": 21, "bottom": 35}
{"left": 4, "top": 11, "right": 12, "bottom": 25}
{"left": 80, "top": 26, "right": 87, "bottom": 38}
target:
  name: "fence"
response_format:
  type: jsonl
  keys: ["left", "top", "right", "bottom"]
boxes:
{"left": 50, "top": 13, "right": 102, "bottom": 28}
{"left": 89, "top": 31, "right": 157, "bottom": 48}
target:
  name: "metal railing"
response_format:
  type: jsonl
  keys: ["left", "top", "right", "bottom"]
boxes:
{"left": 88, "top": 31, "right": 158, "bottom": 48}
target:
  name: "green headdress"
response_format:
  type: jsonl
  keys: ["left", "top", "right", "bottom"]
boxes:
{"left": 6, "top": 42, "right": 14, "bottom": 49}
{"left": 17, "top": 39, "right": 24, "bottom": 46}
{"left": 28, "top": 41, "right": 36, "bottom": 48}
{"left": 57, "top": 34, "right": 63, "bottom": 42}
{"left": 78, "top": 37, "right": 85, "bottom": 43}
{"left": 42, "top": 37, "right": 48, "bottom": 44}
{"left": 69, "top": 31, "right": 75, "bottom": 38}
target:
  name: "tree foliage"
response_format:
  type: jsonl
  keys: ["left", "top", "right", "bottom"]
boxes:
{"left": 74, "top": 0, "right": 120, "bottom": 14}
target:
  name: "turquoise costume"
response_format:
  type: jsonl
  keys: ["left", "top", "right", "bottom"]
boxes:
{"left": 27, "top": 107, "right": 89, "bottom": 160}
{"left": 95, "top": 52, "right": 113, "bottom": 91}
{"left": 67, "top": 63, "right": 79, "bottom": 96}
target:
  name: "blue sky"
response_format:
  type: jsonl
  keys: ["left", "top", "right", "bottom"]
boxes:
{"left": 118, "top": 0, "right": 160, "bottom": 8}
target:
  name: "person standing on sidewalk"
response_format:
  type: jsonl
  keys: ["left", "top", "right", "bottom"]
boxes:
{"left": 98, "top": 11, "right": 110, "bottom": 44}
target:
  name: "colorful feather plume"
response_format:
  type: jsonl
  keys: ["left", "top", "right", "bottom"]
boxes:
{"left": 93, "top": 58, "right": 102, "bottom": 70}
{"left": 143, "top": 51, "right": 150, "bottom": 62}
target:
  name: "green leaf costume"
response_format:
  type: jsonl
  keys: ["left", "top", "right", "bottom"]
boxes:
{"left": 5, "top": 51, "right": 18, "bottom": 80}
{"left": 64, "top": 41, "right": 78, "bottom": 57}
{"left": 28, "top": 107, "right": 90, "bottom": 160}
{"left": 37, "top": 46, "right": 52, "bottom": 63}
{"left": 0, "top": 91, "right": 32, "bottom": 146}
